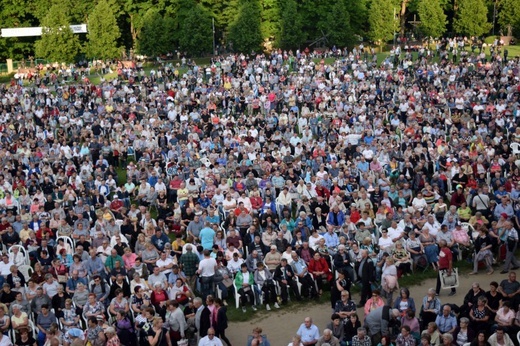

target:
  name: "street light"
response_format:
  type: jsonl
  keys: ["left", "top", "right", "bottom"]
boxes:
{"left": 492, "top": 0, "right": 497, "bottom": 36}
{"left": 212, "top": 18, "right": 216, "bottom": 56}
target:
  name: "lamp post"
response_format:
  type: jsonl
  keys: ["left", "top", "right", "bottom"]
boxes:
{"left": 492, "top": 0, "right": 497, "bottom": 36}
{"left": 212, "top": 18, "right": 216, "bottom": 56}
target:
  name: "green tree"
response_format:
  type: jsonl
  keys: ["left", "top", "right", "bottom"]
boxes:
{"left": 318, "top": 0, "right": 353, "bottom": 47}
{"left": 0, "top": 0, "right": 39, "bottom": 60}
{"left": 86, "top": 1, "right": 121, "bottom": 59}
{"left": 368, "top": 0, "right": 397, "bottom": 46}
{"left": 345, "top": 0, "right": 369, "bottom": 35}
{"left": 32, "top": 0, "right": 94, "bottom": 23}
{"left": 260, "top": 0, "right": 280, "bottom": 40}
{"left": 498, "top": 0, "right": 520, "bottom": 36}
{"left": 417, "top": 0, "right": 447, "bottom": 38}
{"left": 277, "top": 0, "right": 305, "bottom": 50}
{"left": 178, "top": 5, "right": 213, "bottom": 56}
{"left": 453, "top": 0, "right": 492, "bottom": 36}
{"left": 228, "top": 0, "right": 262, "bottom": 53}
{"left": 119, "top": 0, "right": 156, "bottom": 49}
{"left": 34, "top": 4, "right": 81, "bottom": 62}
{"left": 137, "top": 9, "right": 167, "bottom": 56}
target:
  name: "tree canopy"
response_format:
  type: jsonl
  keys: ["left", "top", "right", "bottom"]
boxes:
{"left": 34, "top": 4, "right": 81, "bottom": 63}
{"left": 453, "top": 0, "right": 492, "bottom": 37}
{"left": 86, "top": 1, "right": 121, "bottom": 60}
{"left": 0, "top": 0, "right": 507, "bottom": 61}
{"left": 417, "top": 0, "right": 447, "bottom": 38}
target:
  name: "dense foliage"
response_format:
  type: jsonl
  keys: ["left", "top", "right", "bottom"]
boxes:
{"left": 0, "top": 0, "right": 516, "bottom": 61}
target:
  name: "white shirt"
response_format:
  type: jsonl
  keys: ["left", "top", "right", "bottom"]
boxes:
{"left": 156, "top": 258, "right": 175, "bottom": 276}
{"left": 8, "top": 252, "right": 25, "bottom": 267}
{"left": 378, "top": 236, "right": 394, "bottom": 250}
{"left": 198, "top": 257, "right": 217, "bottom": 277}
{"left": 0, "top": 261, "right": 13, "bottom": 276}
{"left": 198, "top": 335, "right": 223, "bottom": 346}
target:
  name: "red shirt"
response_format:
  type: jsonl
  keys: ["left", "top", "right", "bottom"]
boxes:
{"left": 438, "top": 247, "right": 452, "bottom": 270}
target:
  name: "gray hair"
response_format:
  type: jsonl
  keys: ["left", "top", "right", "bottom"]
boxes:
{"left": 428, "top": 288, "right": 436, "bottom": 295}
{"left": 193, "top": 297, "right": 203, "bottom": 305}
{"left": 322, "top": 329, "right": 332, "bottom": 336}
{"left": 442, "top": 333, "right": 453, "bottom": 342}
{"left": 460, "top": 317, "right": 470, "bottom": 324}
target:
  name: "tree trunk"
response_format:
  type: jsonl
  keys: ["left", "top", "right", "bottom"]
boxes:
{"left": 130, "top": 14, "right": 137, "bottom": 49}
{"left": 400, "top": 0, "right": 409, "bottom": 36}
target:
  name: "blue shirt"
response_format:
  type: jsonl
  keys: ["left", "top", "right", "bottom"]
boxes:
{"left": 291, "top": 259, "right": 307, "bottom": 276}
{"left": 323, "top": 232, "right": 339, "bottom": 248}
{"left": 199, "top": 227, "right": 216, "bottom": 250}
{"left": 435, "top": 314, "right": 457, "bottom": 333}
{"left": 85, "top": 256, "right": 105, "bottom": 276}
{"left": 296, "top": 323, "right": 320, "bottom": 343}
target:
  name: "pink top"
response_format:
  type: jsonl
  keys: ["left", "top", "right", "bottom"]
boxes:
{"left": 452, "top": 229, "right": 470, "bottom": 244}
{"left": 123, "top": 253, "right": 137, "bottom": 270}
{"left": 496, "top": 307, "right": 515, "bottom": 325}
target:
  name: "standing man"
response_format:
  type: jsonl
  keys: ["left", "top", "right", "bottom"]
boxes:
{"left": 197, "top": 250, "right": 217, "bottom": 300}
{"left": 436, "top": 240, "right": 456, "bottom": 296}
{"left": 180, "top": 245, "right": 200, "bottom": 292}
{"left": 296, "top": 317, "right": 320, "bottom": 346}
{"left": 364, "top": 307, "right": 401, "bottom": 345}
{"left": 199, "top": 222, "right": 216, "bottom": 251}
{"left": 194, "top": 297, "right": 211, "bottom": 344}
{"left": 357, "top": 249, "right": 375, "bottom": 307}
{"left": 501, "top": 221, "right": 520, "bottom": 274}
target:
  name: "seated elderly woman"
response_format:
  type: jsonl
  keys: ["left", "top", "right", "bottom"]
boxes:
{"left": 150, "top": 282, "right": 168, "bottom": 318}
{"left": 420, "top": 288, "right": 441, "bottom": 329}
{"left": 392, "top": 241, "right": 413, "bottom": 277}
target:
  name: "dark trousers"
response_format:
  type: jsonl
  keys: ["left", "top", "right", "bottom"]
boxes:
{"left": 360, "top": 280, "right": 372, "bottom": 305}
{"left": 299, "top": 274, "right": 317, "bottom": 297}
{"left": 238, "top": 287, "right": 255, "bottom": 306}
{"left": 200, "top": 276, "right": 214, "bottom": 301}
{"left": 215, "top": 329, "right": 231, "bottom": 346}
{"left": 279, "top": 280, "right": 301, "bottom": 302}
{"left": 260, "top": 283, "right": 277, "bottom": 304}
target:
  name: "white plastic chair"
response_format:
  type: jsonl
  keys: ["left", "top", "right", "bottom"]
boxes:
{"left": 8, "top": 245, "right": 29, "bottom": 265}
{"left": 461, "top": 222, "right": 478, "bottom": 240}
{"left": 511, "top": 143, "right": 520, "bottom": 156}
{"left": 18, "top": 264, "right": 33, "bottom": 282}
{"left": 56, "top": 236, "right": 75, "bottom": 256}
{"left": 232, "top": 280, "right": 257, "bottom": 309}
{"left": 28, "top": 320, "right": 38, "bottom": 340}
{"left": 127, "top": 146, "right": 136, "bottom": 162}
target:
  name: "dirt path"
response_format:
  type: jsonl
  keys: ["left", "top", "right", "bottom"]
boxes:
{"left": 225, "top": 269, "right": 507, "bottom": 345}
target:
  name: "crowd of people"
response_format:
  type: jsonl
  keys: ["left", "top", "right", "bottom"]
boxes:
{"left": 0, "top": 36, "right": 517, "bottom": 346}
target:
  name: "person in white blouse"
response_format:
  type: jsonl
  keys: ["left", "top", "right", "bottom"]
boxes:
{"left": 378, "top": 230, "right": 394, "bottom": 252}
{"left": 411, "top": 192, "right": 428, "bottom": 212}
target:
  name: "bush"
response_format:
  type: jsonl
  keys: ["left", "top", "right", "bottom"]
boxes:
{"left": 484, "top": 36, "right": 498, "bottom": 44}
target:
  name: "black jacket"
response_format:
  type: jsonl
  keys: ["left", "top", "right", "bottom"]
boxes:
{"left": 357, "top": 257, "right": 375, "bottom": 283}
{"left": 273, "top": 264, "right": 296, "bottom": 283}
{"left": 198, "top": 306, "right": 211, "bottom": 337}
{"left": 215, "top": 306, "right": 228, "bottom": 331}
